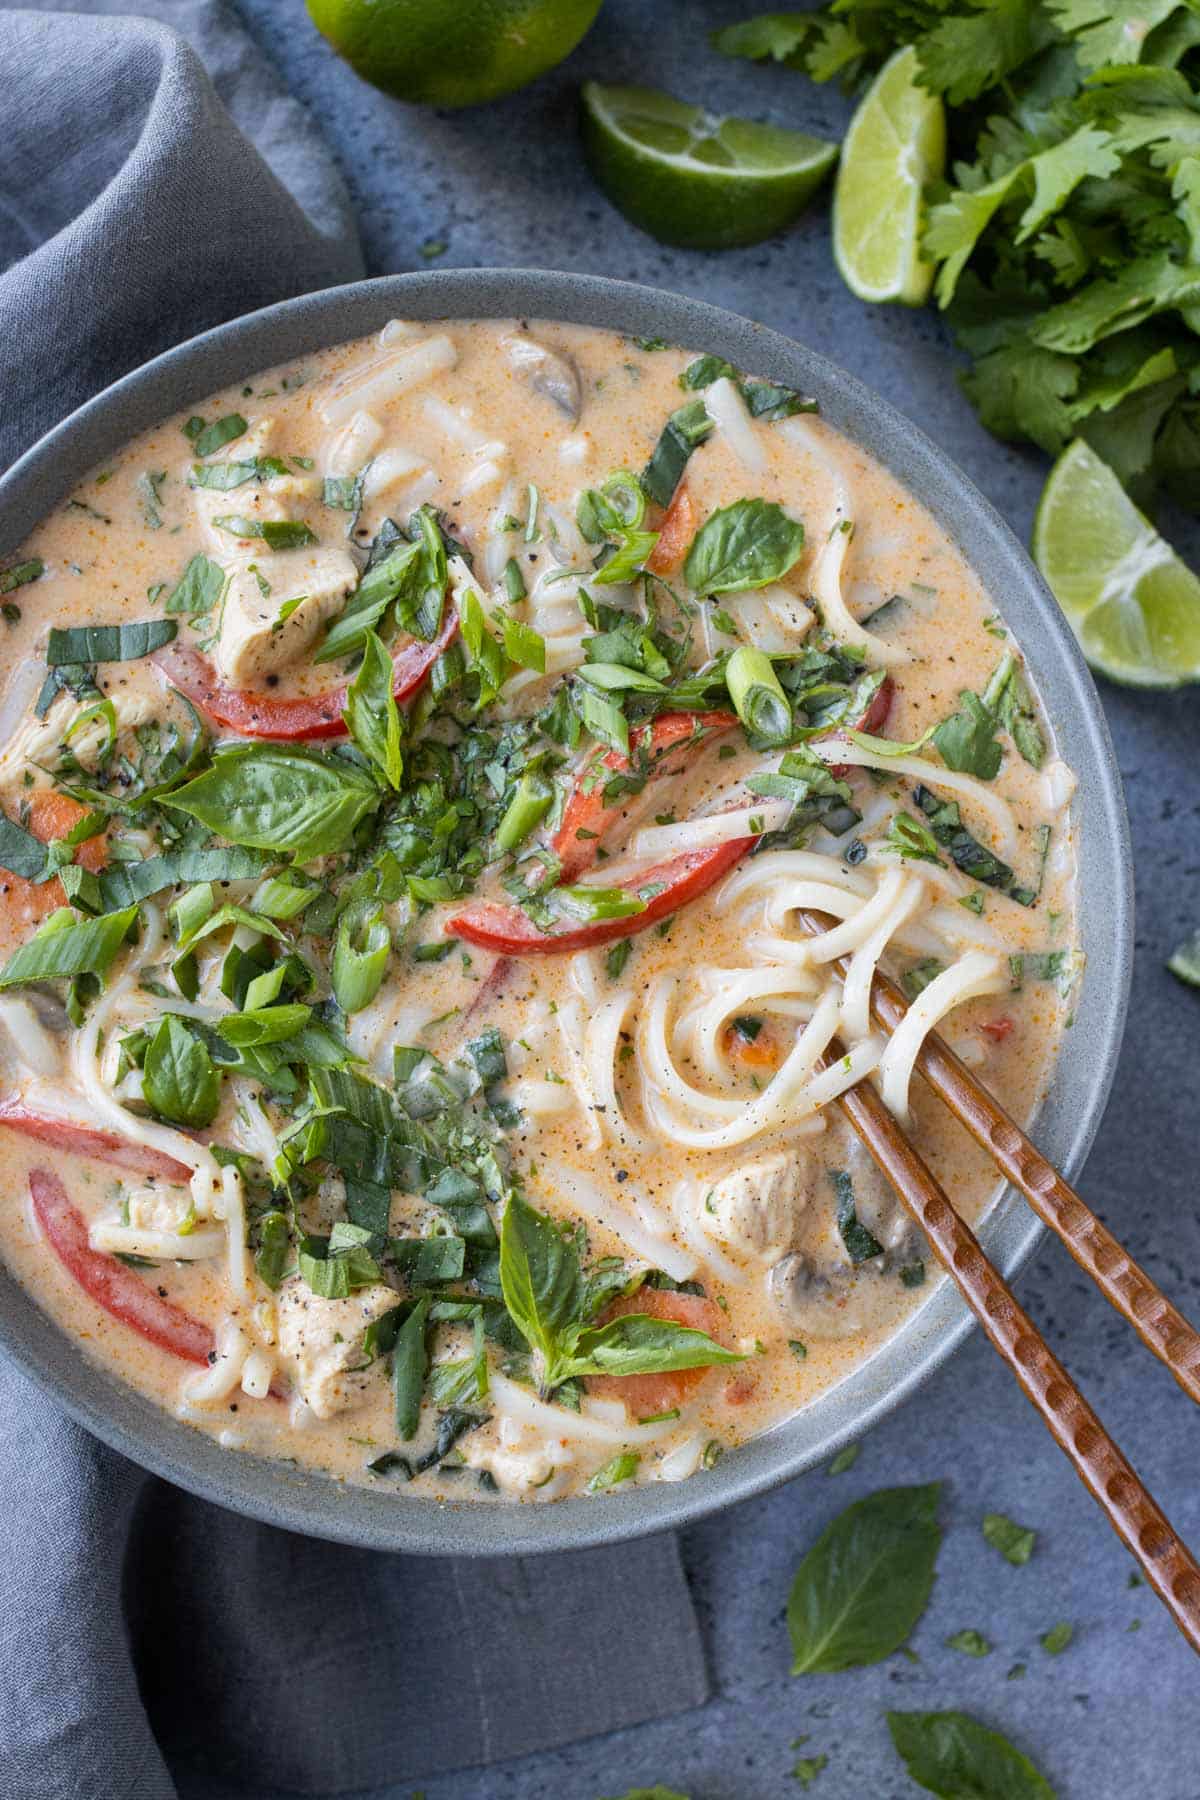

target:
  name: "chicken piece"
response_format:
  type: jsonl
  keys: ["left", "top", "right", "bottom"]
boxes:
{"left": 213, "top": 547, "right": 358, "bottom": 686}
{"left": 124, "top": 1182, "right": 194, "bottom": 1234}
{"left": 463, "top": 1416, "right": 576, "bottom": 1498}
{"left": 702, "top": 1153, "right": 806, "bottom": 1262}
{"left": 276, "top": 1279, "right": 397, "bottom": 1420}
{"left": 768, "top": 1147, "right": 927, "bottom": 1341}
{"left": 0, "top": 688, "right": 160, "bottom": 805}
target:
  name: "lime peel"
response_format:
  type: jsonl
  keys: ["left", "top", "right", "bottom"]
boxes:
{"left": 581, "top": 81, "right": 837, "bottom": 251}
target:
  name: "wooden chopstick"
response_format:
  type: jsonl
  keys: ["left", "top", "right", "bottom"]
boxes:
{"left": 812, "top": 1031, "right": 1200, "bottom": 1651}
{"left": 796, "top": 907, "right": 1200, "bottom": 1406}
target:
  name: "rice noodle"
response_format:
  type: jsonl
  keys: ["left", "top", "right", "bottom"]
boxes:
{"left": 631, "top": 801, "right": 790, "bottom": 861}
{"left": 319, "top": 335, "right": 457, "bottom": 425}
{"left": 879, "top": 950, "right": 1008, "bottom": 1119}
{"left": 704, "top": 376, "right": 766, "bottom": 473}
{"left": 811, "top": 740, "right": 1019, "bottom": 861}
{"left": 532, "top": 1158, "right": 697, "bottom": 1282}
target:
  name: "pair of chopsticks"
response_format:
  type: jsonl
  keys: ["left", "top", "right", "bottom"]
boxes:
{"left": 797, "top": 908, "right": 1200, "bottom": 1654}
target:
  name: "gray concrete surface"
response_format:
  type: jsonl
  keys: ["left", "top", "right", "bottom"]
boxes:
{"left": 227, "top": 1, "right": 1200, "bottom": 1791}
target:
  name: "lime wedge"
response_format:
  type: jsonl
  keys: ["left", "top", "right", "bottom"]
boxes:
{"left": 581, "top": 81, "right": 836, "bottom": 251}
{"left": 1033, "top": 440, "right": 1200, "bottom": 688}
{"left": 832, "top": 46, "right": 945, "bottom": 305}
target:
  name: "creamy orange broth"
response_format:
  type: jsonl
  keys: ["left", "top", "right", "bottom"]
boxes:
{"left": 0, "top": 320, "right": 1078, "bottom": 1501}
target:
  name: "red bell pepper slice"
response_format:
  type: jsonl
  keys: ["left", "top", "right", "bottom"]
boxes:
{"left": 152, "top": 612, "right": 457, "bottom": 741}
{"left": 826, "top": 674, "right": 895, "bottom": 776}
{"left": 29, "top": 1167, "right": 215, "bottom": 1366}
{"left": 0, "top": 791, "right": 108, "bottom": 932}
{"left": 0, "top": 1102, "right": 193, "bottom": 1181}
{"left": 447, "top": 837, "right": 752, "bottom": 957}
{"left": 645, "top": 483, "right": 696, "bottom": 575}
{"left": 553, "top": 710, "right": 738, "bottom": 881}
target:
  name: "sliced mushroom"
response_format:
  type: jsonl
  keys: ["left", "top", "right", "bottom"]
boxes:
{"left": 767, "top": 1139, "right": 927, "bottom": 1340}
{"left": 505, "top": 335, "right": 583, "bottom": 424}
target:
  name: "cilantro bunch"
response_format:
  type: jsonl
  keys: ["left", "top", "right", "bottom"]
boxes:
{"left": 718, "top": 1, "right": 1200, "bottom": 509}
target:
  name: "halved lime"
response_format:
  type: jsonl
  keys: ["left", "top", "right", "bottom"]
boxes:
{"left": 1033, "top": 440, "right": 1200, "bottom": 688}
{"left": 581, "top": 81, "right": 837, "bottom": 250}
{"left": 308, "top": 0, "right": 601, "bottom": 108}
{"left": 832, "top": 46, "right": 945, "bottom": 305}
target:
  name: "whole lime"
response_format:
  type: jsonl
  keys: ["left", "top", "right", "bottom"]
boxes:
{"left": 307, "top": 0, "right": 603, "bottom": 109}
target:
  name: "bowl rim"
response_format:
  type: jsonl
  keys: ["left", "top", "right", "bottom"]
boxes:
{"left": 0, "top": 268, "right": 1133, "bottom": 1556}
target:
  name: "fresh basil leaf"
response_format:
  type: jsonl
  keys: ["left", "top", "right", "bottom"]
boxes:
{"left": 984, "top": 653, "right": 1046, "bottom": 770}
{"left": 254, "top": 1210, "right": 291, "bottom": 1289}
{"left": 982, "top": 1511, "right": 1036, "bottom": 1566}
{"left": 1168, "top": 929, "right": 1200, "bottom": 988}
{"left": 164, "top": 745, "right": 380, "bottom": 860}
{"left": 143, "top": 1015, "right": 220, "bottom": 1127}
{"left": 588, "top": 1451, "right": 640, "bottom": 1491}
{"left": 901, "top": 958, "right": 945, "bottom": 1001}
{"left": 165, "top": 554, "right": 226, "bottom": 616}
{"left": 96, "top": 846, "right": 271, "bottom": 910}
{"left": 318, "top": 539, "right": 423, "bottom": 664}
{"left": 467, "top": 1026, "right": 507, "bottom": 1086}
{"left": 913, "top": 786, "right": 1018, "bottom": 896}
{"left": 298, "top": 1230, "right": 382, "bottom": 1298}
{"left": 886, "top": 1710, "right": 1056, "bottom": 1800}
{"left": 680, "top": 354, "right": 738, "bottom": 389}
{"left": 788, "top": 1483, "right": 943, "bottom": 1673}
{"left": 563, "top": 1313, "right": 742, "bottom": 1381}
{"left": 212, "top": 516, "right": 317, "bottom": 551}
{"left": 946, "top": 1628, "right": 992, "bottom": 1657}
{"left": 190, "top": 413, "right": 247, "bottom": 458}
{"left": 498, "top": 1193, "right": 584, "bottom": 1372}
{"left": 932, "top": 691, "right": 1003, "bottom": 779}
{"left": 597, "top": 1789, "right": 690, "bottom": 1800}
{"left": 641, "top": 399, "right": 713, "bottom": 507}
{"left": 0, "top": 809, "right": 50, "bottom": 881}
{"left": 0, "top": 903, "right": 137, "bottom": 989}
{"left": 683, "top": 498, "right": 805, "bottom": 596}
{"left": 394, "top": 1293, "right": 431, "bottom": 1439}
{"left": 741, "top": 380, "right": 817, "bottom": 421}
{"left": 189, "top": 460, "right": 259, "bottom": 491}
{"left": 833, "top": 1169, "right": 883, "bottom": 1264}
{"left": 46, "top": 620, "right": 177, "bottom": 665}
{"left": 390, "top": 1235, "right": 466, "bottom": 1283}
{"left": 0, "top": 558, "right": 43, "bottom": 596}
{"left": 343, "top": 630, "right": 403, "bottom": 790}
{"left": 217, "top": 1003, "right": 312, "bottom": 1047}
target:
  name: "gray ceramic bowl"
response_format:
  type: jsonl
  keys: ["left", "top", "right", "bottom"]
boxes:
{"left": 0, "top": 269, "right": 1132, "bottom": 1555}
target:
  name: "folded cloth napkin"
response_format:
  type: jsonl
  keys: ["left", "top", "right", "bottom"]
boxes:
{"left": 0, "top": 8, "right": 710, "bottom": 1797}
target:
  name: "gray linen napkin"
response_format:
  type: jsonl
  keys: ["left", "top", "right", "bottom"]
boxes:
{"left": 0, "top": 8, "right": 709, "bottom": 1796}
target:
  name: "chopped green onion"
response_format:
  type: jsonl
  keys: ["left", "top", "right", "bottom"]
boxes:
{"left": 0, "top": 904, "right": 138, "bottom": 990}
{"left": 554, "top": 885, "right": 646, "bottom": 923}
{"left": 496, "top": 773, "right": 554, "bottom": 854}
{"left": 599, "top": 469, "right": 647, "bottom": 529}
{"left": 332, "top": 902, "right": 390, "bottom": 1014}
{"left": 500, "top": 614, "right": 545, "bottom": 673}
{"left": 502, "top": 557, "right": 526, "bottom": 602}
{"left": 0, "top": 559, "right": 43, "bottom": 596}
{"left": 725, "top": 646, "right": 791, "bottom": 744}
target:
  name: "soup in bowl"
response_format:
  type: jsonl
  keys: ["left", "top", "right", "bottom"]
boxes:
{"left": 0, "top": 291, "right": 1110, "bottom": 1533}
